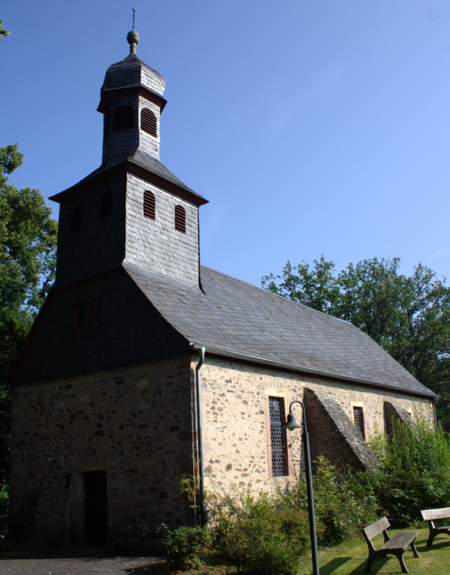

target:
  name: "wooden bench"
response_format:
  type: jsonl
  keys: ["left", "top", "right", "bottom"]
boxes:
{"left": 421, "top": 507, "right": 450, "bottom": 547}
{"left": 362, "top": 517, "right": 420, "bottom": 574}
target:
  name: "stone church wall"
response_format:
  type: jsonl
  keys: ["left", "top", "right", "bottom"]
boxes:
{"left": 10, "top": 356, "right": 196, "bottom": 545}
{"left": 196, "top": 356, "right": 433, "bottom": 496}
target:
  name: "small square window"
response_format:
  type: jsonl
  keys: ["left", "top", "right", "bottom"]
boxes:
{"left": 74, "top": 302, "right": 86, "bottom": 332}
{"left": 92, "top": 297, "right": 103, "bottom": 328}
{"left": 353, "top": 406, "right": 365, "bottom": 439}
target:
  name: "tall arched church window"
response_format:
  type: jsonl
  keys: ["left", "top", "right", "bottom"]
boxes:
{"left": 143, "top": 191, "right": 156, "bottom": 220}
{"left": 175, "top": 205, "right": 186, "bottom": 233}
{"left": 112, "top": 105, "right": 135, "bottom": 131}
{"left": 141, "top": 108, "right": 157, "bottom": 138}
{"left": 71, "top": 204, "right": 83, "bottom": 232}
{"left": 100, "top": 190, "right": 113, "bottom": 220}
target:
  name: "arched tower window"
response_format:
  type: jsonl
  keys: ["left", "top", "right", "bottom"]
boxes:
{"left": 141, "top": 108, "right": 158, "bottom": 138}
{"left": 100, "top": 190, "right": 112, "bottom": 220}
{"left": 71, "top": 205, "right": 83, "bottom": 232}
{"left": 175, "top": 205, "right": 186, "bottom": 233}
{"left": 112, "top": 105, "right": 135, "bottom": 131}
{"left": 143, "top": 191, "right": 156, "bottom": 220}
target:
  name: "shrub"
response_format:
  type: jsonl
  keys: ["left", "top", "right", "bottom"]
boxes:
{"left": 366, "top": 411, "right": 450, "bottom": 527}
{"left": 166, "top": 526, "right": 215, "bottom": 570}
{"left": 279, "top": 457, "right": 378, "bottom": 546}
{"left": 120, "top": 521, "right": 169, "bottom": 539}
{"left": 218, "top": 509, "right": 310, "bottom": 575}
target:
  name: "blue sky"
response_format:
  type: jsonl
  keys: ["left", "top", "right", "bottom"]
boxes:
{"left": 2, "top": 1, "right": 450, "bottom": 287}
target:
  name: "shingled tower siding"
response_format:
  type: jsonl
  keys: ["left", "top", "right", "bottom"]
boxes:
{"left": 103, "top": 95, "right": 162, "bottom": 165}
{"left": 125, "top": 174, "right": 200, "bottom": 286}
{"left": 101, "top": 54, "right": 165, "bottom": 166}
{"left": 55, "top": 176, "right": 127, "bottom": 285}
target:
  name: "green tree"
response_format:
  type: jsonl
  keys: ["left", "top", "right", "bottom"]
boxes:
{"left": 262, "top": 256, "right": 450, "bottom": 430}
{"left": 0, "top": 144, "right": 58, "bottom": 485}
{"left": 0, "top": 20, "right": 10, "bottom": 39}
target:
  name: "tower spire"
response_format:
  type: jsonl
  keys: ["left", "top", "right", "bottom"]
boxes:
{"left": 127, "top": 9, "right": 139, "bottom": 55}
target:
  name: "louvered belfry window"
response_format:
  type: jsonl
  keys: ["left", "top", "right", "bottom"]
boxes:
{"left": 75, "top": 302, "right": 86, "bottom": 331}
{"left": 141, "top": 108, "right": 157, "bottom": 138}
{"left": 269, "top": 397, "right": 288, "bottom": 477}
{"left": 143, "top": 191, "right": 156, "bottom": 220}
{"left": 71, "top": 205, "right": 83, "bottom": 232}
{"left": 100, "top": 190, "right": 112, "bottom": 220}
{"left": 175, "top": 205, "right": 186, "bottom": 233}
{"left": 353, "top": 407, "right": 365, "bottom": 439}
{"left": 112, "top": 105, "right": 135, "bottom": 131}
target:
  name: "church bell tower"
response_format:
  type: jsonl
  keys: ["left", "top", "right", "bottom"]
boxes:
{"left": 50, "top": 31, "right": 208, "bottom": 289}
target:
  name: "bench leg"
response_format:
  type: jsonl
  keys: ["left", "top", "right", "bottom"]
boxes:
{"left": 393, "top": 550, "right": 409, "bottom": 574}
{"left": 426, "top": 530, "right": 437, "bottom": 547}
{"left": 364, "top": 555, "right": 375, "bottom": 574}
{"left": 410, "top": 539, "right": 420, "bottom": 558}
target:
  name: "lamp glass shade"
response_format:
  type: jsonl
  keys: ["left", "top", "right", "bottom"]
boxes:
{"left": 282, "top": 412, "right": 302, "bottom": 430}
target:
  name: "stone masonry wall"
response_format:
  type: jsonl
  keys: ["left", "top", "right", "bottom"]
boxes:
{"left": 195, "top": 356, "right": 432, "bottom": 495}
{"left": 10, "top": 356, "right": 196, "bottom": 546}
{"left": 125, "top": 173, "right": 200, "bottom": 287}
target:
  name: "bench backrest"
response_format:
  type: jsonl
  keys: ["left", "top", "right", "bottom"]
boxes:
{"left": 364, "top": 517, "right": 390, "bottom": 541}
{"left": 421, "top": 507, "right": 450, "bottom": 522}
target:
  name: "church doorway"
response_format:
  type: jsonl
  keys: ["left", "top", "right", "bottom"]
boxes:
{"left": 85, "top": 470, "right": 108, "bottom": 546}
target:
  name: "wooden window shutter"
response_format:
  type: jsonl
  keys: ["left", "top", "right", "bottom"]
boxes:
{"left": 353, "top": 407, "right": 365, "bottom": 439}
{"left": 143, "top": 191, "right": 156, "bottom": 220}
{"left": 141, "top": 108, "right": 158, "bottom": 138}
{"left": 175, "top": 205, "right": 186, "bottom": 233}
{"left": 71, "top": 204, "right": 83, "bottom": 232}
{"left": 100, "top": 190, "right": 112, "bottom": 220}
{"left": 112, "top": 105, "right": 135, "bottom": 132}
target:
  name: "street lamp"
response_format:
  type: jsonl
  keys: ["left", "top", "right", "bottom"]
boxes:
{"left": 283, "top": 400, "right": 320, "bottom": 575}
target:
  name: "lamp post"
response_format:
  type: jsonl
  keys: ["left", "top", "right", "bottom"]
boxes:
{"left": 282, "top": 400, "right": 320, "bottom": 575}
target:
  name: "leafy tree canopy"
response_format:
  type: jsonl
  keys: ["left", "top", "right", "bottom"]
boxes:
{"left": 0, "top": 20, "right": 9, "bottom": 39}
{"left": 0, "top": 144, "right": 58, "bottom": 484}
{"left": 262, "top": 256, "right": 450, "bottom": 430}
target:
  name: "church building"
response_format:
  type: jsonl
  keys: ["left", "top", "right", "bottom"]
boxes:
{"left": 7, "top": 31, "right": 436, "bottom": 546}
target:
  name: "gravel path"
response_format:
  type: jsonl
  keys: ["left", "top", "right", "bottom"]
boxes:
{"left": 0, "top": 547, "right": 164, "bottom": 574}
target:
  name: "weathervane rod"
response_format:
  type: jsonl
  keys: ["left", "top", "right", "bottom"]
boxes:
{"left": 132, "top": 8, "right": 136, "bottom": 31}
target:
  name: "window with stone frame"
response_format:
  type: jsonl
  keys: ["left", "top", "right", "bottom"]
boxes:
{"left": 269, "top": 397, "right": 289, "bottom": 477}
{"left": 74, "top": 302, "right": 86, "bottom": 332}
{"left": 353, "top": 406, "right": 365, "bottom": 439}
{"left": 91, "top": 297, "right": 103, "bottom": 328}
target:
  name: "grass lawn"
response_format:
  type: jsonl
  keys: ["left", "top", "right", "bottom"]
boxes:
{"left": 142, "top": 528, "right": 450, "bottom": 574}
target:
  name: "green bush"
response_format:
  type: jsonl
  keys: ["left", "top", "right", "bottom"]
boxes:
{"left": 166, "top": 525, "right": 215, "bottom": 570}
{"left": 218, "top": 509, "right": 310, "bottom": 575}
{"left": 120, "top": 521, "right": 169, "bottom": 539}
{"left": 366, "top": 411, "right": 450, "bottom": 527}
{"left": 278, "top": 457, "right": 378, "bottom": 546}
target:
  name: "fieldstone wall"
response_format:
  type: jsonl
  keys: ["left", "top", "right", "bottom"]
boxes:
{"left": 10, "top": 356, "right": 196, "bottom": 546}
{"left": 195, "top": 356, "right": 432, "bottom": 495}
{"left": 384, "top": 401, "right": 417, "bottom": 436}
{"left": 303, "top": 388, "right": 379, "bottom": 471}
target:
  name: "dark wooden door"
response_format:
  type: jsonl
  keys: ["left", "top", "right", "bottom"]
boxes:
{"left": 85, "top": 470, "right": 108, "bottom": 546}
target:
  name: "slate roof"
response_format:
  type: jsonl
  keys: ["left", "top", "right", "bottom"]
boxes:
{"left": 101, "top": 53, "right": 165, "bottom": 98}
{"left": 124, "top": 262, "right": 436, "bottom": 399}
{"left": 80, "top": 149, "right": 202, "bottom": 197}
